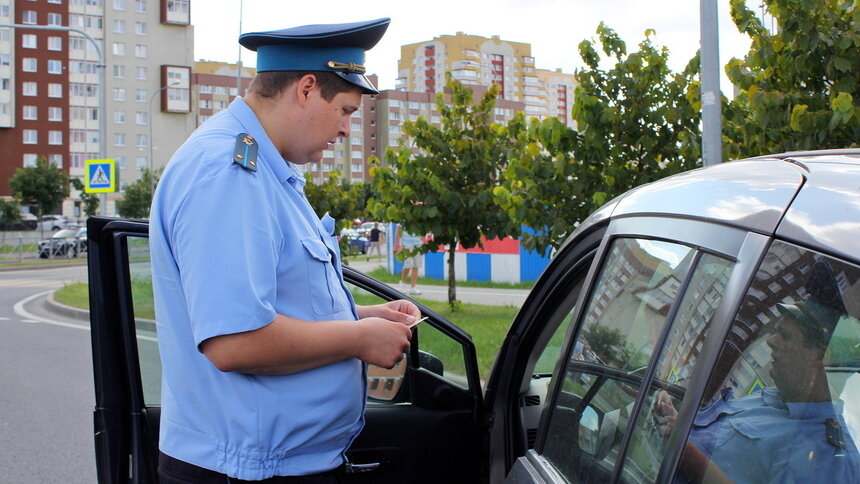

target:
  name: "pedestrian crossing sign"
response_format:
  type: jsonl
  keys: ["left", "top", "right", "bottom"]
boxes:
{"left": 84, "top": 159, "right": 117, "bottom": 193}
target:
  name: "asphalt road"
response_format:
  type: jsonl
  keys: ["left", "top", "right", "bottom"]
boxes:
{"left": 0, "top": 263, "right": 95, "bottom": 484}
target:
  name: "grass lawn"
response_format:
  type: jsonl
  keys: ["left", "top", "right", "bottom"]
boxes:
{"left": 56, "top": 281, "right": 521, "bottom": 378}
{"left": 361, "top": 267, "right": 534, "bottom": 290}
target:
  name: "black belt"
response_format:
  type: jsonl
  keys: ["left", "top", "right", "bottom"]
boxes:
{"left": 158, "top": 451, "right": 342, "bottom": 483}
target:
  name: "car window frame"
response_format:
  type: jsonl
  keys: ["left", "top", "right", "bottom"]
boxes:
{"left": 522, "top": 215, "right": 772, "bottom": 484}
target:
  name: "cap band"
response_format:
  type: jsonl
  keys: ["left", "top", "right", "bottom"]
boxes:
{"left": 256, "top": 45, "right": 365, "bottom": 73}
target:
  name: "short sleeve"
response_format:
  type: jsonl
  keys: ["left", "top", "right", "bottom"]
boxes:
{"left": 172, "top": 166, "right": 280, "bottom": 346}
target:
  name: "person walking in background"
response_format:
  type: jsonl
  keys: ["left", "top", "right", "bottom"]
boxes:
{"left": 367, "top": 222, "right": 384, "bottom": 261}
{"left": 394, "top": 223, "right": 422, "bottom": 295}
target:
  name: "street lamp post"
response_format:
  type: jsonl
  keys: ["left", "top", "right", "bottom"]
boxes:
{"left": 148, "top": 81, "right": 179, "bottom": 197}
{"left": 0, "top": 23, "right": 107, "bottom": 213}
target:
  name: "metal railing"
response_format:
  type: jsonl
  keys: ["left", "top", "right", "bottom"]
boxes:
{"left": 0, "top": 231, "right": 87, "bottom": 264}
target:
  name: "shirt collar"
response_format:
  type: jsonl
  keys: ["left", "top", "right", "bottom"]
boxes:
{"left": 227, "top": 97, "right": 305, "bottom": 187}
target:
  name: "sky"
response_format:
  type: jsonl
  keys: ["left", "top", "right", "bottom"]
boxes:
{"left": 191, "top": 0, "right": 762, "bottom": 92}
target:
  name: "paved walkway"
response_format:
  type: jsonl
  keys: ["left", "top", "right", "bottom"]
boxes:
{"left": 346, "top": 257, "right": 530, "bottom": 308}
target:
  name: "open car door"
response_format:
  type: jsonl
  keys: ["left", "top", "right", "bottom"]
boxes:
{"left": 87, "top": 216, "right": 486, "bottom": 484}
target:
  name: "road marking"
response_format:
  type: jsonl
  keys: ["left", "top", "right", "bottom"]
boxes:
{"left": 13, "top": 290, "right": 90, "bottom": 331}
{"left": 12, "top": 289, "right": 157, "bottom": 342}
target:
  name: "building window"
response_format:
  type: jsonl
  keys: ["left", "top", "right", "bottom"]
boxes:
{"left": 23, "top": 82, "right": 37, "bottom": 96}
{"left": 22, "top": 34, "right": 37, "bottom": 49}
{"left": 22, "top": 10, "right": 37, "bottom": 24}
{"left": 23, "top": 129, "right": 38, "bottom": 145}
{"left": 163, "top": 65, "right": 192, "bottom": 113}
{"left": 22, "top": 58, "right": 37, "bottom": 72}
{"left": 0, "top": 6, "right": 9, "bottom": 18}
{"left": 112, "top": 42, "right": 126, "bottom": 56}
{"left": 49, "top": 131, "right": 63, "bottom": 145}
{"left": 135, "top": 156, "right": 147, "bottom": 169}
{"left": 48, "top": 60, "right": 63, "bottom": 74}
{"left": 114, "top": 111, "right": 126, "bottom": 124}
{"left": 135, "top": 21, "right": 146, "bottom": 35}
{"left": 135, "top": 88, "right": 148, "bottom": 102}
{"left": 113, "top": 0, "right": 125, "bottom": 10}
{"left": 114, "top": 132, "right": 126, "bottom": 147}
{"left": 163, "top": 0, "right": 190, "bottom": 25}
{"left": 135, "top": 66, "right": 147, "bottom": 80}
{"left": 49, "top": 107, "right": 63, "bottom": 121}
{"left": 113, "top": 64, "right": 126, "bottom": 78}
{"left": 69, "top": 37, "right": 86, "bottom": 50}
{"left": 23, "top": 154, "right": 38, "bottom": 168}
{"left": 115, "top": 156, "right": 126, "bottom": 169}
{"left": 113, "top": 88, "right": 126, "bottom": 101}
{"left": 113, "top": 19, "right": 125, "bottom": 33}
{"left": 136, "top": 133, "right": 148, "bottom": 148}
{"left": 135, "top": 111, "right": 148, "bottom": 125}
{"left": 47, "top": 13, "right": 62, "bottom": 26}
{"left": 351, "top": 150, "right": 362, "bottom": 159}
{"left": 48, "top": 36, "right": 62, "bottom": 51}
{"left": 135, "top": 0, "right": 146, "bottom": 12}
{"left": 48, "top": 84, "right": 63, "bottom": 98}
{"left": 198, "top": 84, "right": 211, "bottom": 94}
{"left": 134, "top": 44, "right": 147, "bottom": 58}
{"left": 23, "top": 105, "right": 38, "bottom": 120}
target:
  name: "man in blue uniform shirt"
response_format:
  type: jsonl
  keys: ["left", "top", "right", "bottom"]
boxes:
{"left": 150, "top": 18, "right": 420, "bottom": 482}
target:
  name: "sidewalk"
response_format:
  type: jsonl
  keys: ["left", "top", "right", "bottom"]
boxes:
{"left": 345, "top": 257, "right": 529, "bottom": 308}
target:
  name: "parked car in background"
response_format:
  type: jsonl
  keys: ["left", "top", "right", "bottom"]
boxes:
{"left": 37, "top": 214, "right": 72, "bottom": 232}
{"left": 0, "top": 213, "right": 37, "bottom": 231}
{"left": 37, "top": 227, "right": 87, "bottom": 258}
{"left": 87, "top": 149, "right": 860, "bottom": 483}
{"left": 340, "top": 228, "right": 370, "bottom": 255}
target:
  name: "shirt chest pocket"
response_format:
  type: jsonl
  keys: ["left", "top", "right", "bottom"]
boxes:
{"left": 301, "top": 238, "right": 348, "bottom": 317}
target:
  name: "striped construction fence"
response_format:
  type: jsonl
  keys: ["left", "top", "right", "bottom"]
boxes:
{"left": 384, "top": 223, "right": 551, "bottom": 284}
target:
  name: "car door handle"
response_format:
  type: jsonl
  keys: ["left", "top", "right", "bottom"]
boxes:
{"left": 345, "top": 462, "right": 381, "bottom": 473}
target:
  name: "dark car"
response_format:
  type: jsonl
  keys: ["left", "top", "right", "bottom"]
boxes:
{"left": 0, "top": 213, "right": 37, "bottom": 231}
{"left": 340, "top": 228, "right": 371, "bottom": 255}
{"left": 38, "top": 227, "right": 87, "bottom": 258}
{"left": 87, "top": 149, "right": 860, "bottom": 483}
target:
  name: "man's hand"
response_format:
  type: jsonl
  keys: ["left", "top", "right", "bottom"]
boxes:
{"left": 357, "top": 300, "right": 421, "bottom": 325}
{"left": 354, "top": 317, "right": 413, "bottom": 369}
{"left": 653, "top": 390, "right": 678, "bottom": 440}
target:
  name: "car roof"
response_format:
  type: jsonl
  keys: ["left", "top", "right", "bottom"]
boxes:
{"left": 570, "top": 149, "right": 860, "bottom": 265}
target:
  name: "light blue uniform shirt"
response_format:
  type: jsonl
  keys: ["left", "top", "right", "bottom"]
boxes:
{"left": 150, "top": 97, "right": 364, "bottom": 480}
{"left": 689, "top": 387, "right": 860, "bottom": 483}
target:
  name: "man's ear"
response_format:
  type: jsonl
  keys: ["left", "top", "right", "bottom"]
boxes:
{"left": 294, "top": 74, "right": 318, "bottom": 104}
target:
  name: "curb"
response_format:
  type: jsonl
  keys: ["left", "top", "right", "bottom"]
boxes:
{"left": 45, "top": 290, "right": 91, "bottom": 322}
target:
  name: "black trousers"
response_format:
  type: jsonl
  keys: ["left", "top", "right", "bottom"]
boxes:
{"left": 158, "top": 452, "right": 342, "bottom": 484}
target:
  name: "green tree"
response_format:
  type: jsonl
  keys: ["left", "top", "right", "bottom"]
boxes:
{"left": 496, "top": 24, "right": 701, "bottom": 254}
{"left": 0, "top": 199, "right": 20, "bottom": 230}
{"left": 115, "top": 169, "right": 158, "bottom": 218}
{"left": 9, "top": 157, "right": 69, "bottom": 221}
{"left": 724, "top": 0, "right": 860, "bottom": 157}
{"left": 69, "top": 178, "right": 100, "bottom": 218}
{"left": 369, "top": 74, "right": 519, "bottom": 306}
{"left": 303, "top": 169, "right": 364, "bottom": 234}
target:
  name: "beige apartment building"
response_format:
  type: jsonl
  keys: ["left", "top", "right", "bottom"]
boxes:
{"left": 0, "top": 0, "right": 194, "bottom": 217}
{"left": 397, "top": 32, "right": 578, "bottom": 127}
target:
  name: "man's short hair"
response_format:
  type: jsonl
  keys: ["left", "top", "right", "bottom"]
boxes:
{"left": 249, "top": 71, "right": 359, "bottom": 101}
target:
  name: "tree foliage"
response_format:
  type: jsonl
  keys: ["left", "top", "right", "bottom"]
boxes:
{"left": 303, "top": 169, "right": 364, "bottom": 234}
{"left": 369, "top": 74, "right": 520, "bottom": 305}
{"left": 9, "top": 157, "right": 69, "bottom": 218}
{"left": 724, "top": 0, "right": 860, "bottom": 157}
{"left": 69, "top": 178, "right": 100, "bottom": 218}
{"left": 115, "top": 169, "right": 158, "bottom": 218}
{"left": 496, "top": 24, "right": 701, "bottom": 254}
{"left": 0, "top": 199, "right": 20, "bottom": 228}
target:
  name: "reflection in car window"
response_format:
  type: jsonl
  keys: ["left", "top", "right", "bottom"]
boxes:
{"left": 676, "top": 241, "right": 860, "bottom": 483}
{"left": 129, "top": 236, "right": 161, "bottom": 407}
{"left": 623, "top": 254, "right": 734, "bottom": 482}
{"left": 542, "top": 238, "right": 696, "bottom": 482}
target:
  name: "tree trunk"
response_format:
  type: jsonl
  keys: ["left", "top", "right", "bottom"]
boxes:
{"left": 447, "top": 242, "right": 457, "bottom": 306}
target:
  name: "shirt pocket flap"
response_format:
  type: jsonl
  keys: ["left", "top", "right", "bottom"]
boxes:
{"left": 301, "top": 238, "right": 332, "bottom": 263}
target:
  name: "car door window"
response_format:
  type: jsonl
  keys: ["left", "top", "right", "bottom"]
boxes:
{"left": 621, "top": 254, "right": 735, "bottom": 482}
{"left": 128, "top": 236, "right": 161, "bottom": 406}
{"left": 675, "top": 241, "right": 860, "bottom": 483}
{"left": 541, "top": 238, "right": 697, "bottom": 482}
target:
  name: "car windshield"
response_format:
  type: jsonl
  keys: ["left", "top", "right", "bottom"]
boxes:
{"left": 52, "top": 229, "right": 77, "bottom": 238}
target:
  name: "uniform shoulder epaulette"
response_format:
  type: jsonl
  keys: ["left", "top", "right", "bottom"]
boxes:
{"left": 232, "top": 133, "right": 259, "bottom": 172}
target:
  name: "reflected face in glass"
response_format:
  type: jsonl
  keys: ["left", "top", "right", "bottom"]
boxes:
{"left": 767, "top": 315, "right": 827, "bottom": 400}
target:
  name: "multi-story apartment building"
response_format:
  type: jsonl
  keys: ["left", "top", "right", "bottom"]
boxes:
{"left": 397, "top": 32, "right": 577, "bottom": 127}
{"left": 303, "top": 82, "right": 524, "bottom": 185}
{"left": 0, "top": 0, "right": 194, "bottom": 217}
{"left": 192, "top": 60, "right": 253, "bottom": 127}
